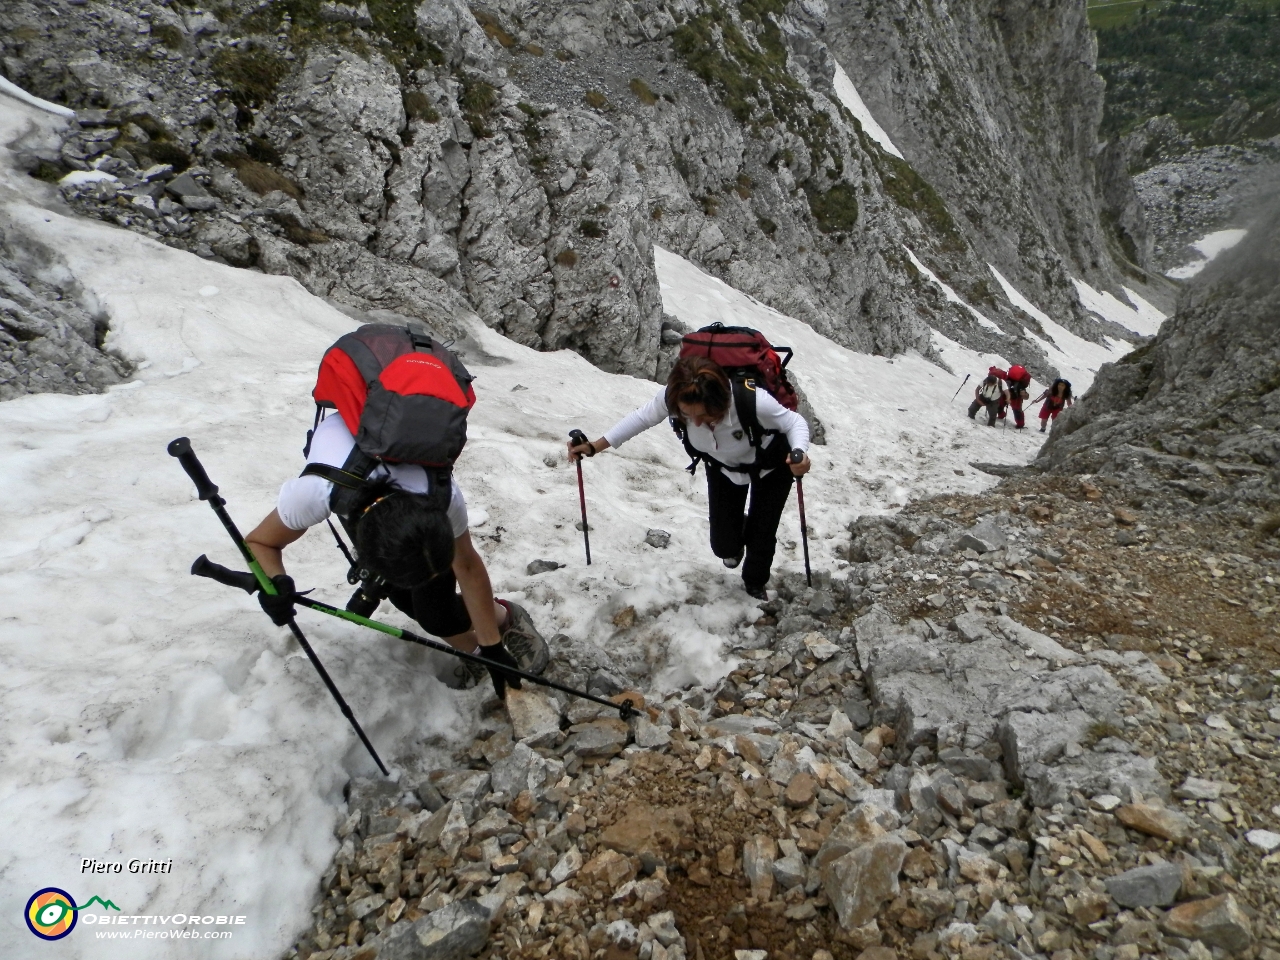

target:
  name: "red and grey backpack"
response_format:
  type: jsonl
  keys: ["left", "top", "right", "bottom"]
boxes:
{"left": 674, "top": 323, "right": 798, "bottom": 475}
{"left": 301, "top": 323, "right": 475, "bottom": 519}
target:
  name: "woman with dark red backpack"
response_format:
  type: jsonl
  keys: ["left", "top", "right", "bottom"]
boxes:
{"left": 568, "top": 343, "right": 811, "bottom": 601}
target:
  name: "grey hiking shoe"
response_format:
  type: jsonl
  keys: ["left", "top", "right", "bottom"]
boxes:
{"left": 498, "top": 600, "right": 550, "bottom": 676}
{"left": 446, "top": 655, "right": 487, "bottom": 690}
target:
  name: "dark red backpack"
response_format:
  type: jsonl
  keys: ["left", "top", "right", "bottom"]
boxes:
{"left": 302, "top": 324, "right": 475, "bottom": 517}
{"left": 674, "top": 323, "right": 798, "bottom": 474}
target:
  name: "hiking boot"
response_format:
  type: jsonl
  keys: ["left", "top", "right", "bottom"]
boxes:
{"left": 744, "top": 584, "right": 768, "bottom": 601}
{"left": 497, "top": 599, "right": 550, "bottom": 676}
{"left": 1039, "top": 424, "right": 1046, "bottom": 433}
{"left": 722, "top": 554, "right": 743, "bottom": 569}
{"left": 444, "top": 651, "right": 488, "bottom": 690}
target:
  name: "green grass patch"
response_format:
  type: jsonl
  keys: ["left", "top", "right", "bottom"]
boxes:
{"left": 876, "top": 153, "right": 962, "bottom": 249}
{"left": 629, "top": 78, "right": 658, "bottom": 106}
{"left": 584, "top": 89, "right": 609, "bottom": 110}
{"left": 472, "top": 8, "right": 517, "bottom": 48}
{"left": 211, "top": 46, "right": 290, "bottom": 108}
{"left": 403, "top": 91, "right": 440, "bottom": 122}
{"left": 217, "top": 153, "right": 304, "bottom": 199}
{"left": 804, "top": 182, "right": 858, "bottom": 233}
{"left": 460, "top": 77, "right": 499, "bottom": 138}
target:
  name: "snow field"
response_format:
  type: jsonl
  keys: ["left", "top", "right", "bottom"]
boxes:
{"left": 0, "top": 84, "right": 1161, "bottom": 960}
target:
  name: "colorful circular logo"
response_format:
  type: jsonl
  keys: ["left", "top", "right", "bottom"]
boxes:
{"left": 25, "top": 888, "right": 78, "bottom": 940}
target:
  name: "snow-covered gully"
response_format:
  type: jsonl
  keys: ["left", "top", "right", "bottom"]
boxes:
{"left": 6, "top": 85, "right": 1278, "bottom": 960}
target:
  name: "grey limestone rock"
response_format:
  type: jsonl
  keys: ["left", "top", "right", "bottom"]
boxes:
{"left": 0, "top": 220, "right": 130, "bottom": 399}
{"left": 850, "top": 605, "right": 1169, "bottom": 805}
{"left": 1105, "top": 862, "right": 1184, "bottom": 908}
{"left": 954, "top": 519, "right": 1008, "bottom": 554}
{"left": 6, "top": 0, "right": 1146, "bottom": 390}
{"left": 821, "top": 834, "right": 908, "bottom": 931}
{"left": 1039, "top": 198, "right": 1280, "bottom": 523}
{"left": 376, "top": 899, "right": 491, "bottom": 960}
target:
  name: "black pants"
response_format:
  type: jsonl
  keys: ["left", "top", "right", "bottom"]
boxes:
{"left": 386, "top": 570, "right": 472, "bottom": 639}
{"left": 968, "top": 398, "right": 998, "bottom": 426}
{"left": 706, "top": 464, "right": 795, "bottom": 591}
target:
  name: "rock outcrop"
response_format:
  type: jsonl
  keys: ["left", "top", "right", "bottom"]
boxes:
{"left": 0, "top": 218, "right": 130, "bottom": 399}
{"left": 1, "top": 0, "right": 1149, "bottom": 392}
{"left": 1037, "top": 197, "right": 1280, "bottom": 527}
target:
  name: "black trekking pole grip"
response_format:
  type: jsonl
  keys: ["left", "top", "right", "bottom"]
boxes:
{"left": 569, "top": 429, "right": 591, "bottom": 457}
{"left": 192, "top": 554, "right": 261, "bottom": 594}
{"left": 168, "top": 437, "right": 220, "bottom": 502}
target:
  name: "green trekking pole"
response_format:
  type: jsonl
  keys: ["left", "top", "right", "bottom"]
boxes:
{"left": 189, "top": 555, "right": 640, "bottom": 720}
{"left": 167, "top": 438, "right": 390, "bottom": 776}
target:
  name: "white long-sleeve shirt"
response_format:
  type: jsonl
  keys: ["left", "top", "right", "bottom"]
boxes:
{"left": 604, "top": 386, "right": 810, "bottom": 485}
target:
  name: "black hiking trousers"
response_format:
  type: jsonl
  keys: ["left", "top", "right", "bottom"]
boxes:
{"left": 386, "top": 571, "right": 472, "bottom": 639}
{"left": 706, "top": 462, "right": 795, "bottom": 591}
{"left": 968, "top": 398, "right": 999, "bottom": 426}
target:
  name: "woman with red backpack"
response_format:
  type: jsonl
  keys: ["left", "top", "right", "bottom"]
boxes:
{"left": 1032, "top": 378, "right": 1073, "bottom": 432}
{"left": 568, "top": 353, "right": 811, "bottom": 601}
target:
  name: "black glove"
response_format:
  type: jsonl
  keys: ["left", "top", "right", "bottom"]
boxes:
{"left": 257, "top": 574, "right": 297, "bottom": 626}
{"left": 478, "top": 642, "right": 523, "bottom": 699}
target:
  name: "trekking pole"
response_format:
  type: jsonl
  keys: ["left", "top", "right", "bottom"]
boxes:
{"left": 568, "top": 429, "right": 592, "bottom": 565}
{"left": 167, "top": 438, "right": 389, "bottom": 776}
{"left": 190, "top": 555, "right": 640, "bottom": 720}
{"left": 789, "top": 450, "right": 812, "bottom": 587}
{"left": 950, "top": 373, "right": 970, "bottom": 402}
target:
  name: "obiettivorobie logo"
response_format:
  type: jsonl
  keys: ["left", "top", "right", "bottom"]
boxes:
{"left": 25, "top": 888, "right": 246, "bottom": 941}
{"left": 25, "top": 888, "right": 120, "bottom": 940}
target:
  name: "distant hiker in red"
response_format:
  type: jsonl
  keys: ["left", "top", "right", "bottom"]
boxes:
{"left": 968, "top": 371, "right": 1008, "bottom": 426}
{"left": 1032, "top": 378, "right": 1073, "bottom": 432}
{"left": 997, "top": 364, "right": 1033, "bottom": 428}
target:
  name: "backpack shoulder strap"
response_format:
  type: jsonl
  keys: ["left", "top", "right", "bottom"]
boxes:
{"left": 669, "top": 416, "right": 704, "bottom": 475}
{"left": 733, "top": 378, "right": 764, "bottom": 448}
{"left": 300, "top": 446, "right": 379, "bottom": 519}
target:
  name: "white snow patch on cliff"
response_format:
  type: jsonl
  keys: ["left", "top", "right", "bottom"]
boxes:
{"left": 831, "top": 63, "right": 903, "bottom": 159}
{"left": 905, "top": 247, "right": 1002, "bottom": 332}
{"left": 0, "top": 76, "right": 77, "bottom": 119}
{"left": 1071, "top": 277, "right": 1166, "bottom": 338}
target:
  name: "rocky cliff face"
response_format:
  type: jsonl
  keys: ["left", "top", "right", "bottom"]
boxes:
{"left": 3, "top": 0, "right": 1144, "bottom": 392}
{"left": 1037, "top": 198, "right": 1280, "bottom": 529}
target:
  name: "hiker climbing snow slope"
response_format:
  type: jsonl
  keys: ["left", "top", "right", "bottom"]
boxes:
{"left": 245, "top": 323, "right": 550, "bottom": 698}
{"left": 569, "top": 325, "right": 810, "bottom": 601}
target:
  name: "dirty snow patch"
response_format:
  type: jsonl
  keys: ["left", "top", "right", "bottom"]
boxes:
{"left": 1165, "top": 228, "right": 1248, "bottom": 280}
{"left": 1071, "top": 277, "right": 1166, "bottom": 338}
{"left": 905, "top": 248, "right": 1001, "bottom": 332}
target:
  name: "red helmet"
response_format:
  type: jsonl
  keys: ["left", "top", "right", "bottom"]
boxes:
{"left": 1008, "top": 364, "right": 1030, "bottom": 385}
